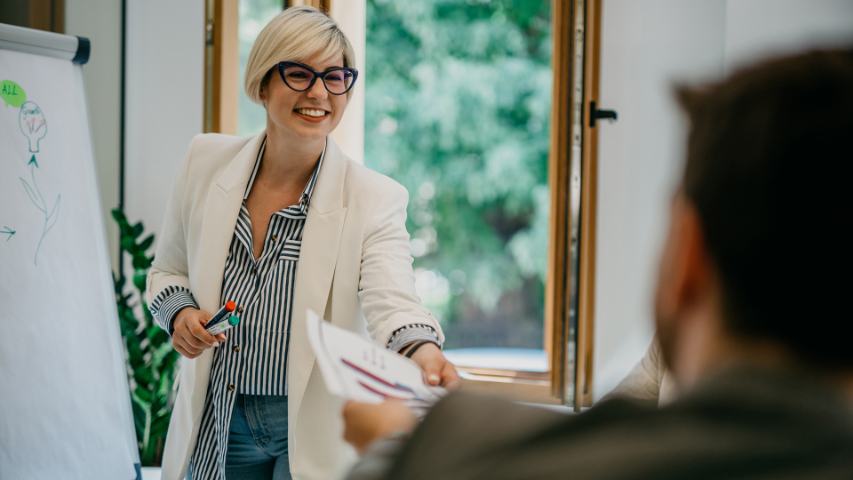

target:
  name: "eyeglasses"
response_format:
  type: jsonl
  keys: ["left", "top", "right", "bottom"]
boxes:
{"left": 276, "top": 61, "right": 358, "bottom": 95}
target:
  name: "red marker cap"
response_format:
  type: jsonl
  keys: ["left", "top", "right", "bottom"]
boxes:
{"left": 224, "top": 300, "right": 236, "bottom": 312}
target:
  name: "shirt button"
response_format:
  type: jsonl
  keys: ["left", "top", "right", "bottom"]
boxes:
{"left": 232, "top": 345, "right": 240, "bottom": 353}
{"left": 227, "top": 384, "right": 235, "bottom": 392}
{"left": 271, "top": 234, "right": 278, "bottom": 242}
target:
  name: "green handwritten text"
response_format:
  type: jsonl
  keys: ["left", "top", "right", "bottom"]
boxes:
{"left": 1, "top": 80, "right": 27, "bottom": 108}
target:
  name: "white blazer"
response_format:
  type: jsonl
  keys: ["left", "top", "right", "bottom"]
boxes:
{"left": 147, "top": 133, "right": 444, "bottom": 479}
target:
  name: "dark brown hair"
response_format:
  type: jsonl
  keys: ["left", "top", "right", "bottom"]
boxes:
{"left": 676, "top": 47, "right": 853, "bottom": 368}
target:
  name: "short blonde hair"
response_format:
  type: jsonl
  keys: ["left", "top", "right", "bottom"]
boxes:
{"left": 244, "top": 6, "right": 356, "bottom": 103}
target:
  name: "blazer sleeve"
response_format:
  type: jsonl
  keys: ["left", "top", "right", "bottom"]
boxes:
{"left": 357, "top": 182, "right": 446, "bottom": 347}
{"left": 602, "top": 339, "right": 668, "bottom": 404}
{"left": 146, "top": 138, "right": 198, "bottom": 333}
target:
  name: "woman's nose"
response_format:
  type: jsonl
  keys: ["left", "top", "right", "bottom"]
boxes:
{"left": 306, "top": 78, "right": 328, "bottom": 100}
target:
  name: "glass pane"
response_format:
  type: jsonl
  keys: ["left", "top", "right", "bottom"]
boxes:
{"left": 237, "top": 0, "right": 283, "bottom": 136}
{"left": 365, "top": 0, "right": 553, "bottom": 372}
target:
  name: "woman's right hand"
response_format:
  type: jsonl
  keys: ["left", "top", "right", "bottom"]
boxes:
{"left": 172, "top": 308, "right": 226, "bottom": 359}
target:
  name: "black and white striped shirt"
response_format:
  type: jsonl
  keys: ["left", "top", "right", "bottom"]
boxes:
{"left": 149, "top": 138, "right": 439, "bottom": 479}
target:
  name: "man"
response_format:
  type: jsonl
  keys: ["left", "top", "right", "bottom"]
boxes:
{"left": 340, "top": 47, "right": 853, "bottom": 479}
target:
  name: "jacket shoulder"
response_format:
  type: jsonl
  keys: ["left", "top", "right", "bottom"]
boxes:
{"left": 343, "top": 159, "right": 407, "bottom": 203}
{"left": 185, "top": 133, "right": 252, "bottom": 171}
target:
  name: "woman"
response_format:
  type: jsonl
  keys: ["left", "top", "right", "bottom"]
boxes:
{"left": 147, "top": 7, "right": 459, "bottom": 480}
{"left": 602, "top": 338, "right": 677, "bottom": 405}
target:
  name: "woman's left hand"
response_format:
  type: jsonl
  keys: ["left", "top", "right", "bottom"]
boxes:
{"left": 409, "top": 343, "right": 461, "bottom": 389}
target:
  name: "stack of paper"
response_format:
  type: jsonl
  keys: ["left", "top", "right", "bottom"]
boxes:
{"left": 306, "top": 310, "right": 445, "bottom": 414}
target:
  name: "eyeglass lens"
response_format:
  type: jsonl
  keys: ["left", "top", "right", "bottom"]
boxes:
{"left": 281, "top": 64, "right": 355, "bottom": 94}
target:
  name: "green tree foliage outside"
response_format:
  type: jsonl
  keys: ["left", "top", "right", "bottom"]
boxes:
{"left": 365, "top": 0, "right": 552, "bottom": 349}
{"left": 238, "top": 0, "right": 286, "bottom": 136}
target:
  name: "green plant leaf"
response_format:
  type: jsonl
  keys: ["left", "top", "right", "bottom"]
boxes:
{"left": 135, "top": 387, "right": 154, "bottom": 404}
{"left": 131, "top": 222, "right": 144, "bottom": 238}
{"left": 113, "top": 208, "right": 173, "bottom": 466}
{"left": 138, "top": 234, "right": 155, "bottom": 252}
{"left": 133, "top": 272, "right": 147, "bottom": 292}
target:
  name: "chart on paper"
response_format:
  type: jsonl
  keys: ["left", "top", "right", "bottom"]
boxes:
{"left": 306, "top": 310, "right": 446, "bottom": 411}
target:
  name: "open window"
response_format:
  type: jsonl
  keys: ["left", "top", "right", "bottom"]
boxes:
{"left": 204, "top": 0, "right": 601, "bottom": 409}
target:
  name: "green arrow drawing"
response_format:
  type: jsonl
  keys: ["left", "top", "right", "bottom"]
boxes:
{"left": 28, "top": 154, "right": 38, "bottom": 168}
{"left": 1, "top": 226, "right": 15, "bottom": 241}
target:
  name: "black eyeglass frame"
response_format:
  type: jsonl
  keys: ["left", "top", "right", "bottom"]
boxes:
{"left": 275, "top": 61, "right": 359, "bottom": 96}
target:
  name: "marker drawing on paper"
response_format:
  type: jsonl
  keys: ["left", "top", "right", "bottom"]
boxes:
{"left": 5, "top": 94, "right": 62, "bottom": 266}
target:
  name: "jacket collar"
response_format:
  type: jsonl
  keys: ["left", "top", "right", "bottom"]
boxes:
{"left": 213, "top": 131, "right": 347, "bottom": 215}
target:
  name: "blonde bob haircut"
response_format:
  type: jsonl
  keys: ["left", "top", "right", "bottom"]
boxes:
{"left": 244, "top": 6, "right": 356, "bottom": 103}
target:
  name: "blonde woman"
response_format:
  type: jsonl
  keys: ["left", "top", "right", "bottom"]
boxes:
{"left": 147, "top": 7, "right": 459, "bottom": 479}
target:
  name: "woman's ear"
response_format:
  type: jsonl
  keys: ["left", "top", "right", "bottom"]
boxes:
{"left": 259, "top": 82, "right": 269, "bottom": 107}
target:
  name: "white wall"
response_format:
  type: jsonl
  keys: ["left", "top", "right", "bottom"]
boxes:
{"left": 66, "top": 0, "right": 207, "bottom": 271}
{"left": 592, "top": 0, "right": 853, "bottom": 400}
{"left": 330, "top": 0, "right": 366, "bottom": 164}
{"left": 124, "top": 0, "right": 205, "bottom": 243}
{"left": 724, "top": 0, "right": 853, "bottom": 71}
{"left": 64, "top": 0, "right": 122, "bottom": 270}
{"left": 593, "top": 0, "right": 726, "bottom": 400}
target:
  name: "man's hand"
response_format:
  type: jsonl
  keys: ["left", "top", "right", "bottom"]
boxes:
{"left": 342, "top": 400, "right": 417, "bottom": 453}
{"left": 172, "top": 308, "right": 226, "bottom": 359}
{"left": 409, "top": 343, "right": 461, "bottom": 388}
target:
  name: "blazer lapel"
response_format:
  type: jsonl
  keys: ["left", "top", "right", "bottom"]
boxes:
{"left": 288, "top": 138, "right": 348, "bottom": 417}
{"left": 192, "top": 133, "right": 264, "bottom": 311}
{"left": 185, "top": 133, "right": 264, "bottom": 412}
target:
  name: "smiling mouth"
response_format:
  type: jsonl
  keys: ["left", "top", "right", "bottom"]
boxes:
{"left": 294, "top": 107, "right": 329, "bottom": 118}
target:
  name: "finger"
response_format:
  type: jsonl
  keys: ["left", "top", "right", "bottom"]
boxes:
{"left": 441, "top": 362, "right": 462, "bottom": 389}
{"left": 174, "top": 321, "right": 206, "bottom": 348}
{"left": 187, "top": 320, "right": 218, "bottom": 347}
{"left": 172, "top": 337, "right": 188, "bottom": 355}
{"left": 175, "top": 344, "right": 197, "bottom": 359}
{"left": 175, "top": 332, "right": 205, "bottom": 354}
{"left": 181, "top": 329, "right": 210, "bottom": 350}
{"left": 420, "top": 362, "right": 442, "bottom": 386}
{"left": 180, "top": 339, "right": 203, "bottom": 357}
{"left": 216, "top": 333, "right": 227, "bottom": 342}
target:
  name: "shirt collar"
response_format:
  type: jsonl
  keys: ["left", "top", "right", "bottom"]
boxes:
{"left": 243, "top": 136, "right": 326, "bottom": 215}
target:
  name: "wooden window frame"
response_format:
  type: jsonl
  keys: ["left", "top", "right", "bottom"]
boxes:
{"left": 204, "top": 0, "right": 239, "bottom": 134}
{"left": 576, "top": 0, "right": 601, "bottom": 409}
{"left": 441, "top": 0, "right": 601, "bottom": 410}
{"left": 0, "top": 0, "right": 64, "bottom": 34}
{"left": 204, "top": 1, "right": 331, "bottom": 134}
{"left": 203, "top": 0, "right": 601, "bottom": 409}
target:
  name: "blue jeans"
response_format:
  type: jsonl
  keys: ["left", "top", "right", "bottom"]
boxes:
{"left": 224, "top": 394, "right": 291, "bottom": 480}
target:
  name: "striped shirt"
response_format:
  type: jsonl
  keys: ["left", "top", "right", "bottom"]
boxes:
{"left": 149, "top": 138, "right": 439, "bottom": 479}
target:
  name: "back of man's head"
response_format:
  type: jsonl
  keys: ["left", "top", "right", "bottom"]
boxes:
{"left": 676, "top": 47, "right": 853, "bottom": 369}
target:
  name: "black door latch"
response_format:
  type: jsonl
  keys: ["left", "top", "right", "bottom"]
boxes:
{"left": 589, "top": 100, "right": 618, "bottom": 127}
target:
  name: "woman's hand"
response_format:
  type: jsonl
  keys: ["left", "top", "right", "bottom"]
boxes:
{"left": 172, "top": 308, "right": 226, "bottom": 359}
{"left": 409, "top": 343, "right": 461, "bottom": 389}
{"left": 342, "top": 400, "right": 416, "bottom": 454}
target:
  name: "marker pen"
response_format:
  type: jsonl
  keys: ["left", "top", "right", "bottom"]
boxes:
{"left": 204, "top": 300, "right": 237, "bottom": 329}
{"left": 207, "top": 315, "right": 240, "bottom": 335}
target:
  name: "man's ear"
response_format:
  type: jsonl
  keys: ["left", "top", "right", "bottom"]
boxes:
{"left": 676, "top": 198, "right": 713, "bottom": 313}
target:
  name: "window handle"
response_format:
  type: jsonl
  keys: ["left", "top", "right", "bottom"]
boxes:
{"left": 589, "top": 100, "right": 618, "bottom": 127}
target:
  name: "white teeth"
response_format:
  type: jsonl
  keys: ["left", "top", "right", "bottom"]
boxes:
{"left": 295, "top": 108, "right": 326, "bottom": 117}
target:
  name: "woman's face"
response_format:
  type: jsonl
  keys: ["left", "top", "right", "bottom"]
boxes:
{"left": 261, "top": 52, "right": 350, "bottom": 142}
